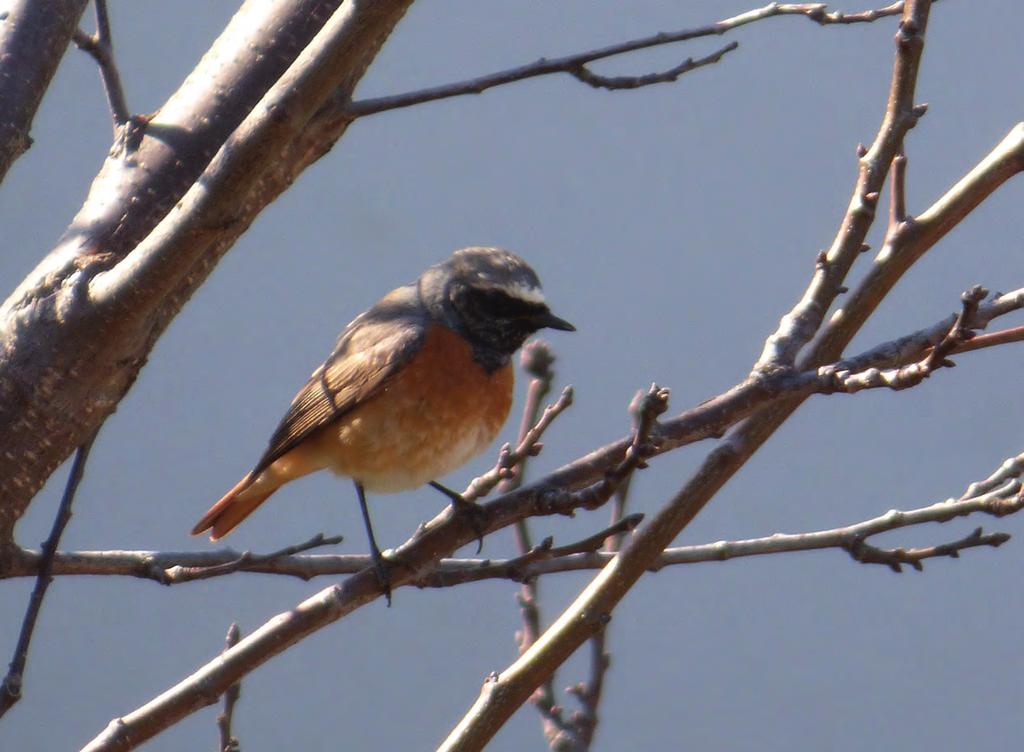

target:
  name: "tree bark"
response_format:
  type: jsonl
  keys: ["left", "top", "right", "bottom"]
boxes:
{"left": 0, "top": 0, "right": 414, "bottom": 544}
{"left": 0, "top": 0, "right": 88, "bottom": 181}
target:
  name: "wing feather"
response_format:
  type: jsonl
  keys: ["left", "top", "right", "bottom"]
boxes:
{"left": 248, "top": 286, "right": 426, "bottom": 478}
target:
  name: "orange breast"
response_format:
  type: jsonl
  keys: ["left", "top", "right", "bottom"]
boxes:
{"left": 307, "top": 324, "right": 514, "bottom": 492}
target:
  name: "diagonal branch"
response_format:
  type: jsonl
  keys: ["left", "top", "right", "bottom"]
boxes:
{"left": 438, "top": 4, "right": 938, "bottom": 749}
{"left": 0, "top": 0, "right": 412, "bottom": 539}
{"left": 0, "top": 428, "right": 98, "bottom": 720}
{"left": 0, "top": 0, "right": 89, "bottom": 183}
{"left": 78, "top": 374, "right": 586, "bottom": 751}
{"left": 346, "top": 1, "right": 905, "bottom": 119}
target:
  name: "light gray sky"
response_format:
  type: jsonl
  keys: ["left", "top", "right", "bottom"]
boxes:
{"left": 3, "top": 2, "right": 1022, "bottom": 750}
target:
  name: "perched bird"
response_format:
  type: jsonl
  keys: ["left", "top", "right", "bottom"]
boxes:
{"left": 192, "top": 247, "right": 574, "bottom": 592}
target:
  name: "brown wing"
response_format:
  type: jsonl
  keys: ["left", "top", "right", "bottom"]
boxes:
{"left": 248, "top": 286, "right": 426, "bottom": 479}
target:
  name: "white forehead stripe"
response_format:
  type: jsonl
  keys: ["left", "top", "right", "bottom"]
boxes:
{"left": 502, "top": 281, "right": 546, "bottom": 304}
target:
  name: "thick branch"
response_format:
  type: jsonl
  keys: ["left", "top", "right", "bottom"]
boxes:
{"left": 0, "top": 0, "right": 415, "bottom": 539}
{"left": 0, "top": 0, "right": 88, "bottom": 182}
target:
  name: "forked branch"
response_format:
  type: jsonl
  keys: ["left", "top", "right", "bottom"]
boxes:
{"left": 72, "top": 0, "right": 130, "bottom": 128}
{"left": 346, "top": 2, "right": 906, "bottom": 119}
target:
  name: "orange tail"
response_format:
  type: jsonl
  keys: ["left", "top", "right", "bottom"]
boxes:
{"left": 191, "top": 475, "right": 276, "bottom": 540}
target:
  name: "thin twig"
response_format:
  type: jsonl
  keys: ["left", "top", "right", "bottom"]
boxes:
{"left": 828, "top": 287, "right": 1024, "bottom": 375}
{"left": 953, "top": 322, "right": 1024, "bottom": 354}
{"left": 459, "top": 387, "right": 574, "bottom": 506}
{"left": 217, "top": 624, "right": 242, "bottom": 752}
{"left": 427, "top": 469, "right": 1024, "bottom": 582}
{"left": 843, "top": 526, "right": 1009, "bottom": 572}
{"left": 559, "top": 397, "right": 649, "bottom": 750}
{"left": 72, "top": 0, "right": 131, "bottom": 128}
{"left": 345, "top": 2, "right": 905, "bottom": 119}
{"left": 165, "top": 533, "right": 344, "bottom": 584}
{"left": 889, "top": 152, "right": 909, "bottom": 225}
{"left": 568, "top": 42, "right": 737, "bottom": 91}
{"left": 424, "top": 516, "right": 644, "bottom": 590}
{"left": 0, "top": 428, "right": 99, "bottom": 719}
{"left": 504, "top": 343, "right": 568, "bottom": 745}
{"left": 552, "top": 385, "right": 669, "bottom": 513}
{"left": 823, "top": 285, "right": 989, "bottom": 391}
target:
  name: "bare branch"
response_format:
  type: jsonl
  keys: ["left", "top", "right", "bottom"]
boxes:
{"left": 0, "top": 0, "right": 88, "bottom": 182}
{"left": 555, "top": 399, "right": 651, "bottom": 751}
{"left": 346, "top": 2, "right": 905, "bottom": 119}
{"left": 567, "top": 42, "right": 737, "bottom": 91}
{"left": 955, "top": 322, "right": 1024, "bottom": 354}
{"left": 5, "top": 284, "right": 1022, "bottom": 583}
{"left": 4, "top": 282, "right": 1021, "bottom": 581}
{"left": 77, "top": 367, "right": 587, "bottom": 750}
{"left": 460, "top": 383, "right": 574, "bottom": 505}
{"left": 843, "top": 526, "right": 1009, "bottom": 572}
{"left": 888, "top": 152, "right": 909, "bottom": 225}
{"left": 501, "top": 343, "right": 569, "bottom": 747}
{"left": 438, "top": 5, "right": 938, "bottom": 749}
{"left": 164, "top": 533, "right": 344, "bottom": 584}
{"left": 822, "top": 284, "right": 990, "bottom": 392}
{"left": 9, "top": 466, "right": 1019, "bottom": 586}
{"left": 549, "top": 385, "right": 668, "bottom": 514}
{"left": 72, "top": 0, "right": 131, "bottom": 128}
{"left": 0, "top": 0, "right": 413, "bottom": 538}
{"left": 216, "top": 624, "right": 242, "bottom": 752}
{"left": 0, "top": 428, "right": 98, "bottom": 719}
{"left": 828, "top": 287, "right": 1024, "bottom": 375}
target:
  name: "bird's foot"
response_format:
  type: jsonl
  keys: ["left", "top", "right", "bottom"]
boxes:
{"left": 369, "top": 546, "right": 393, "bottom": 606}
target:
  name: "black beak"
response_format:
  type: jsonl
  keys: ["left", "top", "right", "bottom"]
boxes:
{"left": 536, "top": 309, "right": 575, "bottom": 332}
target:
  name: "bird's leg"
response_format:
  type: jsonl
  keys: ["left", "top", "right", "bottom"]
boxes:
{"left": 428, "top": 480, "right": 486, "bottom": 554}
{"left": 355, "top": 481, "right": 392, "bottom": 606}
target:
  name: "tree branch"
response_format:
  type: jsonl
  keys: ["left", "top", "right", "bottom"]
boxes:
{"left": 78, "top": 377, "right": 601, "bottom": 750}
{"left": 216, "top": 624, "right": 242, "bottom": 752}
{"left": 72, "top": 0, "right": 131, "bottom": 128}
{"left": 502, "top": 344, "right": 569, "bottom": 747}
{"left": 0, "top": 428, "right": 98, "bottom": 719}
{"left": 346, "top": 2, "right": 905, "bottom": 119}
{"left": 5, "top": 458, "right": 1019, "bottom": 586}
{"left": 0, "top": 0, "right": 415, "bottom": 539}
{"left": 438, "top": 4, "right": 938, "bottom": 749}
{"left": 4, "top": 283, "right": 1023, "bottom": 586}
{"left": 166, "top": 533, "right": 344, "bottom": 584}
{"left": 0, "top": 0, "right": 89, "bottom": 183}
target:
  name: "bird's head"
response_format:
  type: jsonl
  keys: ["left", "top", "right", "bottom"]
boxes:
{"left": 421, "top": 247, "right": 574, "bottom": 368}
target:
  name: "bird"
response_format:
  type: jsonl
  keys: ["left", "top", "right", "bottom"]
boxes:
{"left": 191, "top": 246, "right": 574, "bottom": 595}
